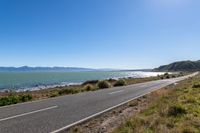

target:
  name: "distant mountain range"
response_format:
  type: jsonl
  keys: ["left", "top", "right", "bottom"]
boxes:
{"left": 2, "top": 60, "right": 199, "bottom": 72}
{"left": 154, "top": 60, "right": 200, "bottom": 72}
{"left": 0, "top": 66, "right": 153, "bottom": 72}
{"left": 0, "top": 66, "right": 96, "bottom": 72}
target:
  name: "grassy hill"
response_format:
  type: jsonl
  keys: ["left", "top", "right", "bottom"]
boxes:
{"left": 154, "top": 60, "right": 200, "bottom": 72}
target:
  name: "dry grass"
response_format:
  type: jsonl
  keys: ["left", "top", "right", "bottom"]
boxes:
{"left": 113, "top": 74, "right": 200, "bottom": 133}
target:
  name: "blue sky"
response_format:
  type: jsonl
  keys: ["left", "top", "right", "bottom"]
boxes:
{"left": 0, "top": 0, "right": 200, "bottom": 69}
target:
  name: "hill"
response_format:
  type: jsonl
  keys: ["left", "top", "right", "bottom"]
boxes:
{"left": 154, "top": 60, "right": 200, "bottom": 72}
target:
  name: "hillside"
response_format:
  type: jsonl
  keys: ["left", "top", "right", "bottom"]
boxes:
{"left": 154, "top": 60, "right": 200, "bottom": 72}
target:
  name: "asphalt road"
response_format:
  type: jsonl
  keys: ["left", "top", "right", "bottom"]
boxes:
{"left": 0, "top": 72, "right": 198, "bottom": 133}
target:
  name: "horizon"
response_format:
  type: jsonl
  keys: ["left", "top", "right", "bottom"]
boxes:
{"left": 1, "top": 0, "right": 200, "bottom": 69}
{"left": 0, "top": 59, "right": 199, "bottom": 70}
{"left": 0, "top": 65, "right": 151, "bottom": 70}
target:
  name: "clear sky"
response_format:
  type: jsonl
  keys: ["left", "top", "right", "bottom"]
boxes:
{"left": 0, "top": 0, "right": 200, "bottom": 69}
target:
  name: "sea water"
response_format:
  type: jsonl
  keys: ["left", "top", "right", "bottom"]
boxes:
{"left": 0, "top": 71, "right": 164, "bottom": 92}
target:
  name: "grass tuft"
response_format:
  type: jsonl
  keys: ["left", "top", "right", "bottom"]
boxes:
{"left": 114, "top": 79, "right": 126, "bottom": 87}
{"left": 84, "top": 84, "right": 96, "bottom": 91}
{"left": 97, "top": 80, "right": 111, "bottom": 89}
{"left": 167, "top": 104, "right": 187, "bottom": 117}
{"left": 192, "top": 84, "right": 200, "bottom": 88}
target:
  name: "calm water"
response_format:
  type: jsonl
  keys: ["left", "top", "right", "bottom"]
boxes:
{"left": 0, "top": 71, "right": 164, "bottom": 91}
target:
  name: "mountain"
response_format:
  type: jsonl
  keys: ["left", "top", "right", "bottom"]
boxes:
{"left": 0, "top": 66, "right": 96, "bottom": 72}
{"left": 153, "top": 60, "right": 200, "bottom": 72}
{"left": 0, "top": 66, "right": 152, "bottom": 72}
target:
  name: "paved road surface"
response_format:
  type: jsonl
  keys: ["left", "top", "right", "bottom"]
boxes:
{"left": 0, "top": 72, "right": 198, "bottom": 133}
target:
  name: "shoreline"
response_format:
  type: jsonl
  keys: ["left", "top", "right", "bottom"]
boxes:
{"left": 0, "top": 82, "right": 83, "bottom": 93}
{"left": 0, "top": 72, "right": 184, "bottom": 107}
{"left": 0, "top": 71, "right": 167, "bottom": 93}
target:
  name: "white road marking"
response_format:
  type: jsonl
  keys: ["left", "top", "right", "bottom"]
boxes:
{"left": 0, "top": 106, "right": 58, "bottom": 122}
{"left": 109, "top": 90, "right": 124, "bottom": 95}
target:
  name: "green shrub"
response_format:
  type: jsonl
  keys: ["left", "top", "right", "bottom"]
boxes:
{"left": 50, "top": 92, "right": 59, "bottom": 98}
{"left": 82, "top": 80, "right": 99, "bottom": 85}
{"left": 19, "top": 94, "right": 33, "bottom": 102}
{"left": 97, "top": 80, "right": 111, "bottom": 89}
{"left": 185, "top": 96, "right": 197, "bottom": 103}
{"left": 172, "top": 75, "right": 176, "bottom": 78}
{"left": 114, "top": 79, "right": 126, "bottom": 87}
{"left": 0, "top": 94, "right": 33, "bottom": 106}
{"left": 108, "top": 78, "right": 117, "bottom": 82}
{"left": 0, "top": 97, "right": 10, "bottom": 106}
{"left": 182, "top": 126, "right": 197, "bottom": 133}
{"left": 179, "top": 72, "right": 184, "bottom": 76}
{"left": 164, "top": 73, "right": 169, "bottom": 76}
{"left": 192, "top": 84, "right": 200, "bottom": 88}
{"left": 58, "top": 89, "right": 77, "bottom": 95}
{"left": 168, "top": 105, "right": 187, "bottom": 117}
{"left": 84, "top": 84, "right": 95, "bottom": 91}
{"left": 164, "top": 73, "right": 170, "bottom": 79}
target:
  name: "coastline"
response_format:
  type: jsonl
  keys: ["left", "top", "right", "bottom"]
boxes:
{"left": 0, "top": 72, "right": 184, "bottom": 107}
{"left": 0, "top": 71, "right": 166, "bottom": 93}
{"left": 0, "top": 82, "right": 83, "bottom": 93}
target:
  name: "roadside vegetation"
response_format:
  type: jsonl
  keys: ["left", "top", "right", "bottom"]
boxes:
{"left": 0, "top": 94, "right": 32, "bottom": 106}
{"left": 0, "top": 72, "right": 186, "bottom": 107}
{"left": 97, "top": 81, "right": 111, "bottom": 89}
{"left": 113, "top": 73, "right": 200, "bottom": 133}
{"left": 114, "top": 79, "right": 126, "bottom": 87}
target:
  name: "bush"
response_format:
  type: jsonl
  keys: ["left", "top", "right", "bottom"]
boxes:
{"left": 179, "top": 72, "right": 184, "bottom": 76}
{"left": 192, "top": 84, "right": 200, "bottom": 88}
{"left": 108, "top": 78, "right": 117, "bottom": 82}
{"left": 164, "top": 73, "right": 170, "bottom": 79}
{"left": 58, "top": 89, "right": 79, "bottom": 95}
{"left": 114, "top": 79, "right": 126, "bottom": 87}
{"left": 19, "top": 94, "right": 33, "bottom": 102}
{"left": 164, "top": 73, "right": 169, "bottom": 76}
{"left": 172, "top": 75, "right": 176, "bottom": 78}
{"left": 182, "top": 126, "right": 197, "bottom": 133}
{"left": 0, "top": 94, "right": 33, "bottom": 106}
{"left": 97, "top": 81, "right": 111, "bottom": 89}
{"left": 50, "top": 92, "right": 59, "bottom": 98}
{"left": 84, "top": 84, "right": 95, "bottom": 91}
{"left": 168, "top": 105, "right": 186, "bottom": 117}
{"left": 82, "top": 80, "right": 99, "bottom": 85}
{"left": 165, "top": 75, "right": 170, "bottom": 79}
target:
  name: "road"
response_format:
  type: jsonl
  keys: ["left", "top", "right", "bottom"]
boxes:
{"left": 0, "top": 72, "right": 198, "bottom": 133}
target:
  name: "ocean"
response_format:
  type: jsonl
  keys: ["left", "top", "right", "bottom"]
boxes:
{"left": 0, "top": 71, "right": 164, "bottom": 92}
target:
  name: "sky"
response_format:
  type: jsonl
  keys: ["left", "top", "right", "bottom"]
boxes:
{"left": 0, "top": 0, "right": 200, "bottom": 69}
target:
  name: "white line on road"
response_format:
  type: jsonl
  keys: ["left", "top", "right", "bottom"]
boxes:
{"left": 109, "top": 90, "right": 124, "bottom": 95}
{"left": 0, "top": 106, "right": 58, "bottom": 122}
